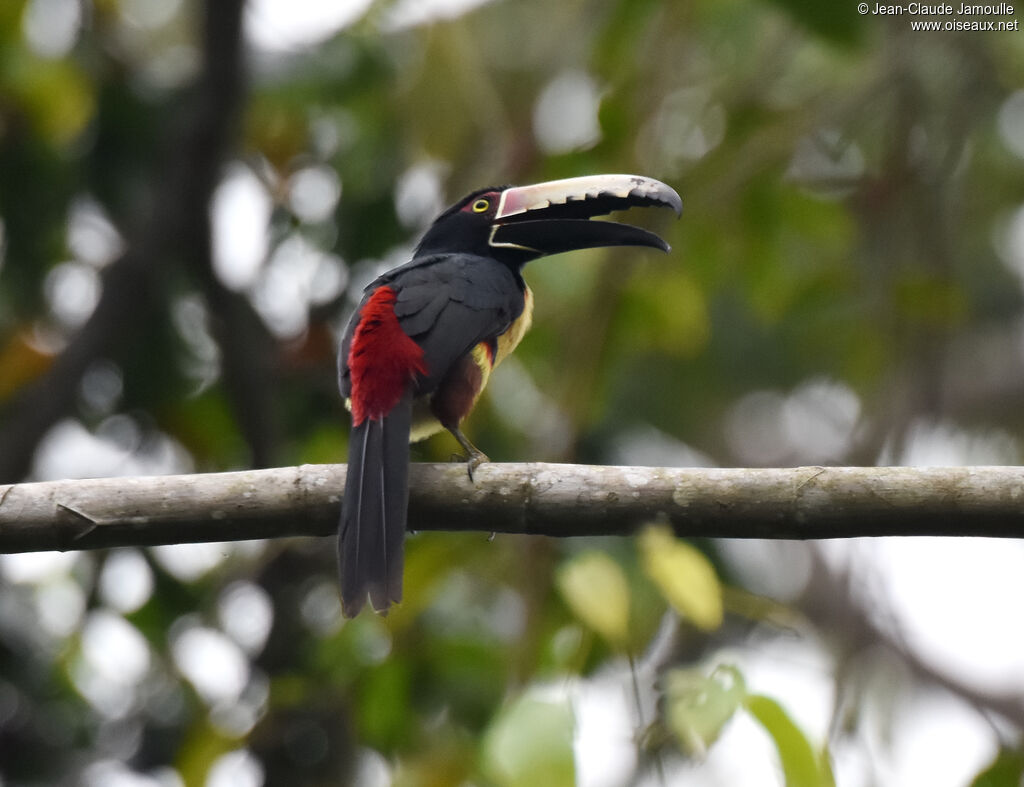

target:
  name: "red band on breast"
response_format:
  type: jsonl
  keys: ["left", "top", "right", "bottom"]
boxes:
{"left": 348, "top": 287, "right": 428, "bottom": 424}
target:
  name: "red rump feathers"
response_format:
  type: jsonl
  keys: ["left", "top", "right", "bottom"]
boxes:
{"left": 348, "top": 287, "right": 428, "bottom": 425}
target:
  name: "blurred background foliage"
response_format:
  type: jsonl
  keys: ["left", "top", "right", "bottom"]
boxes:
{"left": 1, "top": 0, "right": 1024, "bottom": 785}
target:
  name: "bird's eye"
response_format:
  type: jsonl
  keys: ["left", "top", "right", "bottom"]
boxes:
{"left": 471, "top": 199, "right": 490, "bottom": 213}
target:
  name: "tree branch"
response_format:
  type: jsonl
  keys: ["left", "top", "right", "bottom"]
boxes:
{"left": 2, "top": 464, "right": 1024, "bottom": 553}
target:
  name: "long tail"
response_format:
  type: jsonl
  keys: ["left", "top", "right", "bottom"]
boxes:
{"left": 338, "top": 390, "right": 412, "bottom": 617}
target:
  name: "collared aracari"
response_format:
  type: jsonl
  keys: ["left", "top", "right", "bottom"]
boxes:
{"left": 337, "top": 173, "right": 682, "bottom": 616}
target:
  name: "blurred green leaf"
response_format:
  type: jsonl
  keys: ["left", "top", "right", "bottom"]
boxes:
{"left": 970, "top": 748, "right": 1024, "bottom": 787}
{"left": 356, "top": 658, "right": 414, "bottom": 750}
{"left": 745, "top": 694, "right": 834, "bottom": 787}
{"left": 621, "top": 269, "right": 711, "bottom": 358}
{"left": 556, "top": 550, "right": 631, "bottom": 649}
{"left": 176, "top": 717, "right": 239, "bottom": 787}
{"left": 665, "top": 664, "right": 747, "bottom": 756}
{"left": 0, "top": 329, "right": 51, "bottom": 402}
{"left": 893, "top": 270, "right": 969, "bottom": 328}
{"left": 482, "top": 693, "right": 575, "bottom": 787}
{"left": 759, "top": 0, "right": 864, "bottom": 45}
{"left": 4, "top": 55, "right": 94, "bottom": 146}
{"left": 394, "top": 734, "right": 475, "bottom": 787}
{"left": 639, "top": 525, "right": 723, "bottom": 631}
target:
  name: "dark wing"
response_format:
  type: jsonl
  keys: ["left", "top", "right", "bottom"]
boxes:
{"left": 393, "top": 254, "right": 524, "bottom": 390}
{"left": 338, "top": 254, "right": 456, "bottom": 399}
{"left": 339, "top": 253, "right": 524, "bottom": 397}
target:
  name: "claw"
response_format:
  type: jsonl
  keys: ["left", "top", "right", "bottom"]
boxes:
{"left": 449, "top": 426, "right": 488, "bottom": 481}
{"left": 465, "top": 447, "right": 489, "bottom": 481}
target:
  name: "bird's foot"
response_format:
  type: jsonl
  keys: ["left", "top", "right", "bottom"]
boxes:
{"left": 451, "top": 447, "right": 489, "bottom": 481}
{"left": 448, "top": 426, "right": 488, "bottom": 481}
{"left": 465, "top": 447, "right": 489, "bottom": 481}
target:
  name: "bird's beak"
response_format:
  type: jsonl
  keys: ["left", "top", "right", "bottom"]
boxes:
{"left": 489, "top": 174, "right": 682, "bottom": 257}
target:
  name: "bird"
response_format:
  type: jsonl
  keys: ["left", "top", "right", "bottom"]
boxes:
{"left": 337, "top": 173, "right": 682, "bottom": 617}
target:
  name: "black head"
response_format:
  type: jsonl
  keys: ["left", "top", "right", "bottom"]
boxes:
{"left": 414, "top": 186, "right": 509, "bottom": 260}
{"left": 414, "top": 174, "right": 682, "bottom": 267}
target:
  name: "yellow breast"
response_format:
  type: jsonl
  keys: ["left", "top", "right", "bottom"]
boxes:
{"left": 470, "top": 284, "right": 534, "bottom": 387}
{"left": 495, "top": 285, "right": 533, "bottom": 368}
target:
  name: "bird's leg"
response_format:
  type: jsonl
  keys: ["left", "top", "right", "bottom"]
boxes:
{"left": 448, "top": 426, "right": 489, "bottom": 481}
